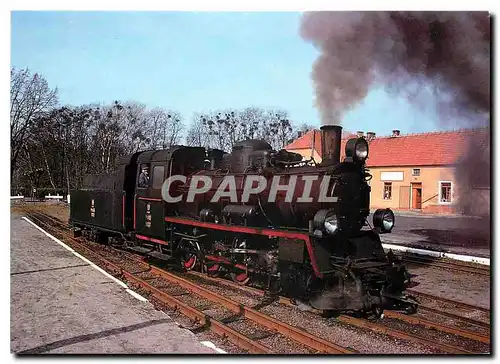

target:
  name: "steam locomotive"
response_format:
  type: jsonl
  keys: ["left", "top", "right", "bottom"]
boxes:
{"left": 70, "top": 125, "right": 418, "bottom": 315}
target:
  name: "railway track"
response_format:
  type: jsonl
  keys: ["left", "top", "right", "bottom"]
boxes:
{"left": 407, "top": 289, "right": 490, "bottom": 314}
{"left": 402, "top": 255, "right": 490, "bottom": 276}
{"left": 406, "top": 289, "right": 490, "bottom": 333}
{"left": 183, "top": 270, "right": 490, "bottom": 353}
{"left": 21, "top": 209, "right": 353, "bottom": 354}
{"left": 19, "top": 208, "right": 490, "bottom": 354}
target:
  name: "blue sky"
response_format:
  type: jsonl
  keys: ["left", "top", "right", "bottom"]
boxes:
{"left": 11, "top": 11, "right": 459, "bottom": 138}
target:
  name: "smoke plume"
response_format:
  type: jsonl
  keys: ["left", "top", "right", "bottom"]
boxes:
{"left": 300, "top": 12, "right": 491, "bottom": 217}
{"left": 300, "top": 11, "right": 490, "bottom": 124}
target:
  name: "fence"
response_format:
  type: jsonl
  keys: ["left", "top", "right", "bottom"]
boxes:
{"left": 10, "top": 187, "right": 69, "bottom": 203}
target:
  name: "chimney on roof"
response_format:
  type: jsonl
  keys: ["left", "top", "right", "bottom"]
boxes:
{"left": 297, "top": 131, "right": 303, "bottom": 139}
{"left": 366, "top": 131, "right": 376, "bottom": 141}
{"left": 357, "top": 131, "right": 365, "bottom": 138}
{"left": 392, "top": 129, "right": 401, "bottom": 137}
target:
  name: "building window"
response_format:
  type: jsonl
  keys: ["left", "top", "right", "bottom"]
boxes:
{"left": 152, "top": 166, "right": 165, "bottom": 189}
{"left": 439, "top": 181, "right": 452, "bottom": 203}
{"left": 412, "top": 168, "right": 420, "bottom": 176}
{"left": 383, "top": 182, "right": 392, "bottom": 200}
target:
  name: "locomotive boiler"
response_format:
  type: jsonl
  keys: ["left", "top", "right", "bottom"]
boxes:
{"left": 70, "top": 124, "right": 418, "bottom": 316}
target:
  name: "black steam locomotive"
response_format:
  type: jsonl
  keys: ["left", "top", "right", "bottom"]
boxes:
{"left": 70, "top": 125, "right": 418, "bottom": 315}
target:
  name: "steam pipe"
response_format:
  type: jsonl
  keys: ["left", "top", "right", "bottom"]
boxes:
{"left": 320, "top": 125, "right": 342, "bottom": 166}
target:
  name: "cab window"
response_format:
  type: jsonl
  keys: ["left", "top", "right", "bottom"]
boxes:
{"left": 137, "top": 164, "right": 150, "bottom": 189}
{"left": 152, "top": 166, "right": 165, "bottom": 189}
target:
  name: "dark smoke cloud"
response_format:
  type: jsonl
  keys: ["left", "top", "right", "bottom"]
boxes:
{"left": 300, "top": 12, "right": 491, "bottom": 217}
{"left": 300, "top": 11, "right": 490, "bottom": 124}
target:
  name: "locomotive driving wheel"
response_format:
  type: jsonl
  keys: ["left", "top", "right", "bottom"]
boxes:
{"left": 229, "top": 236, "right": 251, "bottom": 285}
{"left": 230, "top": 271, "right": 250, "bottom": 286}
{"left": 204, "top": 263, "right": 223, "bottom": 277}
{"left": 178, "top": 239, "right": 200, "bottom": 271}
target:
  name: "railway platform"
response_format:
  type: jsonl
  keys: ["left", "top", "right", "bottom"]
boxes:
{"left": 380, "top": 232, "right": 490, "bottom": 259}
{"left": 10, "top": 214, "right": 218, "bottom": 354}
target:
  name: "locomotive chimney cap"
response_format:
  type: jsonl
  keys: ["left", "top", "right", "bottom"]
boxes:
{"left": 357, "top": 131, "right": 365, "bottom": 138}
{"left": 320, "top": 124, "right": 342, "bottom": 131}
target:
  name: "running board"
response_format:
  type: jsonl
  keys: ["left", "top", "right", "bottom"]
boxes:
{"left": 147, "top": 251, "right": 173, "bottom": 261}
{"left": 126, "top": 246, "right": 153, "bottom": 255}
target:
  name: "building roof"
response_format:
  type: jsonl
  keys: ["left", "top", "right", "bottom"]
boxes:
{"left": 286, "top": 129, "right": 358, "bottom": 152}
{"left": 286, "top": 127, "right": 489, "bottom": 167}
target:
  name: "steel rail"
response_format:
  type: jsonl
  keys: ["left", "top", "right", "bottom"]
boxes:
{"left": 383, "top": 311, "right": 490, "bottom": 344}
{"left": 335, "top": 315, "right": 474, "bottom": 354}
{"left": 143, "top": 265, "right": 352, "bottom": 354}
{"left": 25, "top": 209, "right": 486, "bottom": 354}
{"left": 185, "top": 273, "right": 483, "bottom": 354}
{"left": 407, "top": 289, "right": 490, "bottom": 314}
{"left": 21, "top": 212, "right": 272, "bottom": 354}
{"left": 403, "top": 256, "right": 490, "bottom": 276}
{"left": 418, "top": 305, "right": 490, "bottom": 330}
{"left": 22, "top": 210, "right": 353, "bottom": 353}
{"left": 23, "top": 210, "right": 352, "bottom": 354}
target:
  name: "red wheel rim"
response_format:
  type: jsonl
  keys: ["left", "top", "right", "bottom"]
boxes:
{"left": 207, "top": 264, "right": 220, "bottom": 272}
{"left": 183, "top": 256, "right": 197, "bottom": 270}
{"left": 232, "top": 272, "right": 250, "bottom": 285}
{"left": 206, "top": 264, "right": 221, "bottom": 276}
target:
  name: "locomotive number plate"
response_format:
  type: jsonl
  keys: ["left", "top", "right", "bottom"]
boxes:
{"left": 145, "top": 203, "right": 152, "bottom": 228}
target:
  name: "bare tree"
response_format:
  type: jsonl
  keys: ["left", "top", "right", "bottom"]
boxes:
{"left": 239, "top": 107, "right": 268, "bottom": 140}
{"left": 186, "top": 113, "right": 217, "bottom": 149}
{"left": 10, "top": 67, "right": 58, "bottom": 178}
{"left": 296, "top": 122, "right": 315, "bottom": 134}
{"left": 185, "top": 107, "right": 299, "bottom": 152}
{"left": 264, "top": 110, "right": 294, "bottom": 150}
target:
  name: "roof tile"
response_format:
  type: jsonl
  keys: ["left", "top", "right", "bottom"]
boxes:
{"left": 286, "top": 127, "right": 489, "bottom": 167}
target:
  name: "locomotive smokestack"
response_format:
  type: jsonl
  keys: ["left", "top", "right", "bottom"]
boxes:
{"left": 320, "top": 125, "right": 342, "bottom": 166}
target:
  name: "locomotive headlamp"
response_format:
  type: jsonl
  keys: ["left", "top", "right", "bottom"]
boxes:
{"left": 345, "top": 137, "right": 369, "bottom": 163}
{"left": 373, "top": 208, "right": 395, "bottom": 233}
{"left": 313, "top": 209, "right": 339, "bottom": 235}
{"left": 324, "top": 213, "right": 339, "bottom": 235}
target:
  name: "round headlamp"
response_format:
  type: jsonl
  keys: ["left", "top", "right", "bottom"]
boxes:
{"left": 324, "top": 213, "right": 339, "bottom": 235}
{"left": 373, "top": 208, "right": 395, "bottom": 233}
{"left": 313, "top": 209, "right": 339, "bottom": 235}
{"left": 345, "top": 137, "right": 369, "bottom": 162}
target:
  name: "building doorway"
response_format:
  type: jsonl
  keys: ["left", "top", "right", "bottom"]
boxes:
{"left": 411, "top": 183, "right": 422, "bottom": 210}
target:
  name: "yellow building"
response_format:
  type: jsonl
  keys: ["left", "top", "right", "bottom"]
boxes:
{"left": 286, "top": 128, "right": 490, "bottom": 215}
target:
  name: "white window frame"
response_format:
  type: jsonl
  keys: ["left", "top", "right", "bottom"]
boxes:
{"left": 383, "top": 182, "right": 392, "bottom": 200}
{"left": 412, "top": 168, "right": 420, "bottom": 176}
{"left": 438, "top": 181, "right": 453, "bottom": 204}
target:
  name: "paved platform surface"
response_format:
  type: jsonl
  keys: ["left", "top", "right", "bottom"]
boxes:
{"left": 10, "top": 214, "right": 216, "bottom": 354}
{"left": 368, "top": 213, "right": 491, "bottom": 258}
